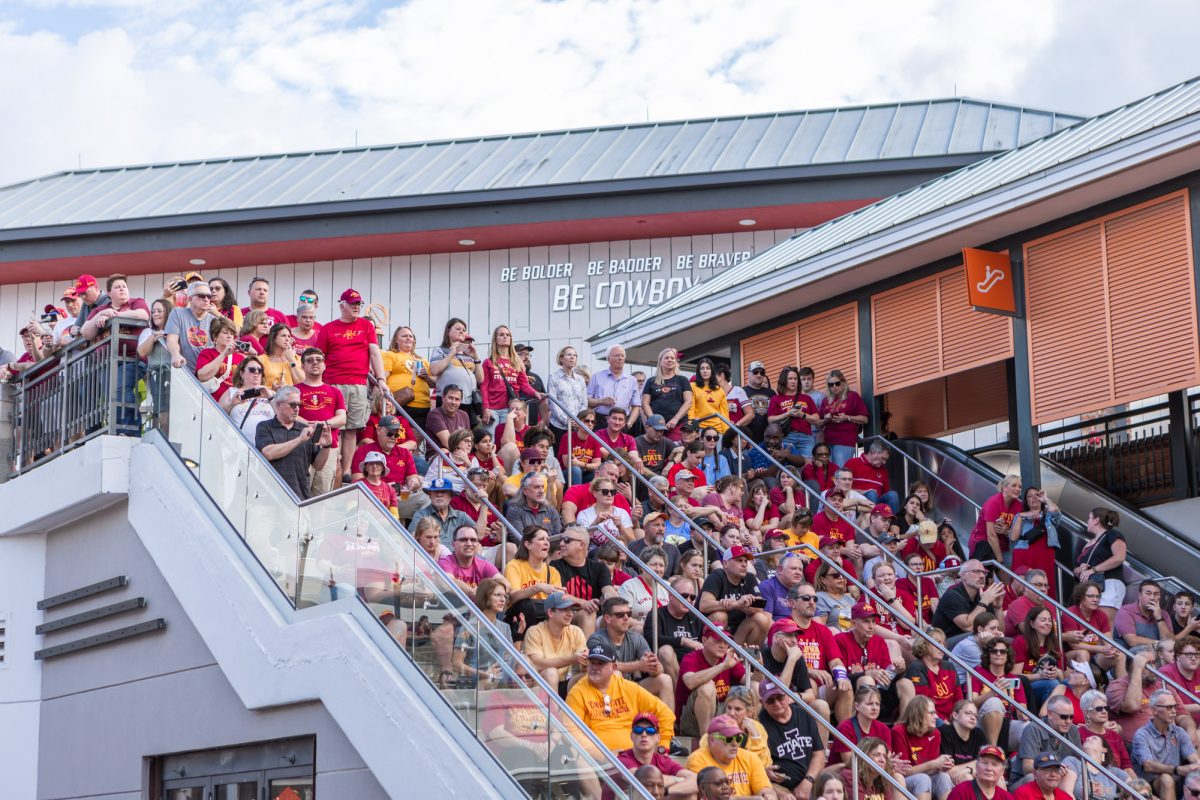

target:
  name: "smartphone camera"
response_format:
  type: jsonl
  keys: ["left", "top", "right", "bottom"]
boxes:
{"left": 234, "top": 341, "right": 253, "bottom": 353}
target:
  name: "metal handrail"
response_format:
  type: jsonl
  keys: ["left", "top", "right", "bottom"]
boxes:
{"left": 160, "top": 367, "right": 651, "bottom": 798}
{"left": 585, "top": 521, "right": 918, "bottom": 800}
{"left": 871, "top": 435, "right": 982, "bottom": 512}
{"left": 802, "top": 547, "right": 1138, "bottom": 800}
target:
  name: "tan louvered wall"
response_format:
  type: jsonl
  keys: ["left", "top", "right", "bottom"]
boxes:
{"left": 739, "top": 302, "right": 860, "bottom": 389}
{"left": 1025, "top": 191, "right": 1200, "bottom": 424}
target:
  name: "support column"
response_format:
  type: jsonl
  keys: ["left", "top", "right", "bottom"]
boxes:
{"left": 857, "top": 298, "right": 879, "bottom": 437}
{"left": 1008, "top": 249, "right": 1040, "bottom": 487}
{"left": 1167, "top": 390, "right": 1194, "bottom": 499}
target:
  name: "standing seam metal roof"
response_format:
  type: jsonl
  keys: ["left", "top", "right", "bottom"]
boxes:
{"left": 0, "top": 98, "right": 1081, "bottom": 231}
{"left": 599, "top": 76, "right": 1200, "bottom": 339}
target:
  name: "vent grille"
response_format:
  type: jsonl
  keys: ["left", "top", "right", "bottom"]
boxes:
{"left": 0, "top": 612, "right": 7, "bottom": 664}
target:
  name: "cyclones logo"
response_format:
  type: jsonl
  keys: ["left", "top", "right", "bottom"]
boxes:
{"left": 185, "top": 325, "right": 209, "bottom": 348}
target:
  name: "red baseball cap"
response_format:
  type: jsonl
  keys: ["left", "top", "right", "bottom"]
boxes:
{"left": 851, "top": 599, "right": 881, "bottom": 620}
{"left": 722, "top": 545, "right": 753, "bottom": 561}
{"left": 632, "top": 712, "right": 660, "bottom": 728}
{"left": 339, "top": 288, "right": 363, "bottom": 304}
{"left": 60, "top": 286, "right": 78, "bottom": 300}
{"left": 73, "top": 274, "right": 97, "bottom": 294}
{"left": 767, "top": 618, "right": 801, "bottom": 647}
{"left": 818, "top": 535, "right": 841, "bottom": 548}
{"left": 870, "top": 503, "right": 892, "bottom": 517}
{"left": 702, "top": 626, "right": 731, "bottom": 640}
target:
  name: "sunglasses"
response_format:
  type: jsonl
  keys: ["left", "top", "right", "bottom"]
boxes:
{"left": 827, "top": 380, "right": 844, "bottom": 387}
{"left": 598, "top": 488, "right": 616, "bottom": 496}
{"left": 243, "top": 366, "right": 262, "bottom": 374}
{"left": 1053, "top": 712, "right": 1074, "bottom": 721}
{"left": 526, "top": 458, "right": 544, "bottom": 465}
{"left": 283, "top": 401, "right": 301, "bottom": 409}
{"left": 678, "top": 593, "right": 696, "bottom": 600}
{"left": 751, "top": 369, "right": 766, "bottom": 376}
{"left": 793, "top": 594, "right": 816, "bottom": 602}
{"left": 631, "top": 725, "right": 658, "bottom": 736}
{"left": 710, "top": 734, "right": 745, "bottom": 745}
{"left": 764, "top": 694, "right": 789, "bottom": 705}
{"left": 608, "top": 610, "right": 632, "bottom": 619}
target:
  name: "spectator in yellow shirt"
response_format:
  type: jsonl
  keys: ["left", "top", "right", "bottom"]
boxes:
{"left": 523, "top": 592, "right": 588, "bottom": 692}
{"left": 566, "top": 639, "right": 676, "bottom": 754}
{"left": 689, "top": 358, "right": 730, "bottom": 435}
{"left": 686, "top": 714, "right": 774, "bottom": 799}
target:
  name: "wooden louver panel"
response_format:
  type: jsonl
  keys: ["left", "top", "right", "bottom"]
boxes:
{"left": 740, "top": 325, "right": 797, "bottom": 380}
{"left": 797, "top": 303, "right": 860, "bottom": 390}
{"left": 939, "top": 269, "right": 1013, "bottom": 374}
{"left": 1026, "top": 191, "right": 1200, "bottom": 424}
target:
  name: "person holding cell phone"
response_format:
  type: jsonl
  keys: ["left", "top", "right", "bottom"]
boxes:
{"left": 221, "top": 356, "right": 276, "bottom": 436}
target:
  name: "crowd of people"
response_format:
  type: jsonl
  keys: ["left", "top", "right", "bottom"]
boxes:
{"left": 9, "top": 271, "right": 1200, "bottom": 800}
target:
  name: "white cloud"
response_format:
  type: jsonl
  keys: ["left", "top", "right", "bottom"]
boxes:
{"left": 0, "top": 0, "right": 1194, "bottom": 186}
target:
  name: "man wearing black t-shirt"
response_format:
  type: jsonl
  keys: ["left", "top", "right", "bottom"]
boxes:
{"left": 635, "top": 415, "right": 673, "bottom": 477}
{"left": 656, "top": 577, "right": 705, "bottom": 684}
{"left": 743, "top": 361, "right": 776, "bottom": 444}
{"left": 698, "top": 546, "right": 770, "bottom": 647}
{"left": 758, "top": 681, "right": 825, "bottom": 796}
{"left": 551, "top": 525, "right": 616, "bottom": 636}
{"left": 931, "top": 560, "right": 1006, "bottom": 643}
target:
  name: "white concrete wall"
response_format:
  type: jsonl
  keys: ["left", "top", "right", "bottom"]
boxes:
{"left": 0, "top": 531, "right": 45, "bottom": 800}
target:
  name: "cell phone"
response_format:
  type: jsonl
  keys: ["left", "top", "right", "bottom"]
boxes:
{"left": 242, "top": 387, "right": 263, "bottom": 399}
{"left": 312, "top": 422, "right": 326, "bottom": 438}
{"left": 234, "top": 340, "right": 253, "bottom": 353}
{"left": 749, "top": 596, "right": 767, "bottom": 608}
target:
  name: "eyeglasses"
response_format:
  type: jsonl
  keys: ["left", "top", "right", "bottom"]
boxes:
{"left": 303, "top": 357, "right": 325, "bottom": 364}
{"left": 710, "top": 734, "right": 744, "bottom": 745}
{"left": 793, "top": 594, "right": 816, "bottom": 602}
{"left": 1185, "top": 788, "right": 1200, "bottom": 797}
{"left": 827, "top": 380, "right": 844, "bottom": 387}
{"left": 764, "top": 694, "right": 789, "bottom": 705}
{"left": 988, "top": 648, "right": 1009, "bottom": 654}
{"left": 608, "top": 610, "right": 632, "bottom": 619}
{"left": 1181, "top": 651, "right": 1200, "bottom": 658}
{"left": 565, "top": 538, "right": 589, "bottom": 546}
{"left": 455, "top": 537, "right": 479, "bottom": 543}
{"left": 598, "top": 488, "right": 616, "bottom": 496}
{"left": 243, "top": 366, "right": 263, "bottom": 374}
{"left": 378, "top": 429, "right": 397, "bottom": 436}
{"left": 631, "top": 725, "right": 658, "bottom": 736}
{"left": 193, "top": 293, "right": 212, "bottom": 299}
{"left": 1155, "top": 704, "right": 1179, "bottom": 710}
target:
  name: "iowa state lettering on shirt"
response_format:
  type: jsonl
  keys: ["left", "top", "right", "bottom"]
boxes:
{"left": 586, "top": 695, "right": 631, "bottom": 716}
{"left": 775, "top": 728, "right": 815, "bottom": 760}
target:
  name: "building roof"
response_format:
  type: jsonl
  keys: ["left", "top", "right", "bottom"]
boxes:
{"left": 0, "top": 99, "right": 1081, "bottom": 232}
{"left": 595, "top": 76, "right": 1200, "bottom": 348}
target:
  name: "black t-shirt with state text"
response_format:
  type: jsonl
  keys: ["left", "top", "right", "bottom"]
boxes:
{"left": 635, "top": 434, "right": 672, "bottom": 475}
{"left": 655, "top": 606, "right": 704, "bottom": 658}
{"left": 759, "top": 704, "right": 823, "bottom": 788}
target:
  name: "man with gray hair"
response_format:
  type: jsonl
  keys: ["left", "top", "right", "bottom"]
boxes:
{"left": 1132, "top": 687, "right": 1200, "bottom": 800}
{"left": 586, "top": 344, "right": 639, "bottom": 429}
{"left": 842, "top": 438, "right": 900, "bottom": 512}
{"left": 256, "top": 385, "right": 332, "bottom": 500}
{"left": 1017, "top": 694, "right": 1082, "bottom": 783}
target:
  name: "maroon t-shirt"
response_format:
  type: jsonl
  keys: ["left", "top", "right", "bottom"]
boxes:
{"left": 298, "top": 382, "right": 346, "bottom": 447}
{"left": 674, "top": 649, "right": 746, "bottom": 716}
{"left": 241, "top": 306, "right": 288, "bottom": 326}
{"left": 87, "top": 297, "right": 151, "bottom": 355}
{"left": 819, "top": 391, "right": 869, "bottom": 446}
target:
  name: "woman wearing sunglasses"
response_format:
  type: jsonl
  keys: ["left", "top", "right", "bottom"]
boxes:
{"left": 576, "top": 477, "right": 635, "bottom": 548}
{"left": 220, "top": 356, "right": 276, "bottom": 436}
{"left": 818, "top": 369, "right": 869, "bottom": 467}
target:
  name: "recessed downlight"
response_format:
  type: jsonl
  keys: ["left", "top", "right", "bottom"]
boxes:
{"left": 189, "top": 258, "right": 207, "bottom": 265}
{"left": 458, "top": 239, "right": 476, "bottom": 246}
{"left": 738, "top": 219, "right": 756, "bottom": 226}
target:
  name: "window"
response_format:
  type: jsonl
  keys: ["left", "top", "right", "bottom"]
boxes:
{"left": 156, "top": 737, "right": 314, "bottom": 800}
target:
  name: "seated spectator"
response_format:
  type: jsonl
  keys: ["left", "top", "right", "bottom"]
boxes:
{"left": 685, "top": 714, "right": 773, "bottom": 799}
{"left": 656, "top": 577, "right": 705, "bottom": 684}
{"left": 675, "top": 626, "right": 747, "bottom": 738}
{"left": 945, "top": 744, "right": 1012, "bottom": 800}
{"left": 971, "top": 637, "right": 1031, "bottom": 752}
{"left": 559, "top": 410, "right": 603, "bottom": 486}
{"left": 697, "top": 427, "right": 734, "bottom": 485}
{"left": 903, "top": 632, "right": 963, "bottom": 722}
{"left": 1163, "top": 636, "right": 1200, "bottom": 725}
{"left": 700, "top": 545, "right": 771, "bottom": 647}
{"left": 824, "top": 468, "right": 876, "bottom": 526}
{"left": 619, "top": 546, "right": 670, "bottom": 632}
{"left": 221, "top": 357, "right": 277, "bottom": 436}
{"left": 1017, "top": 695, "right": 1081, "bottom": 784}
{"left": 428, "top": 385, "right": 472, "bottom": 450}
{"left": 743, "top": 480, "right": 781, "bottom": 533}
{"left": 552, "top": 525, "right": 616, "bottom": 636}
{"left": 595, "top": 407, "right": 640, "bottom": 465}
{"left": 1060, "top": 735, "right": 1122, "bottom": 800}
{"left": 597, "top": 544, "right": 634, "bottom": 587}
{"left": 350, "top": 415, "right": 426, "bottom": 516}
{"left": 787, "top": 582, "right": 854, "bottom": 721}
{"left": 830, "top": 685, "right": 893, "bottom": 765}
{"left": 356, "top": 451, "right": 399, "bottom": 516}
{"left": 617, "top": 712, "right": 697, "bottom": 798}
{"left": 810, "top": 491, "right": 861, "bottom": 570}
{"left": 931, "top": 561, "right": 1005, "bottom": 643}
{"left": 772, "top": 490, "right": 812, "bottom": 549}
{"left": 835, "top": 600, "right": 903, "bottom": 700}
{"left": 953, "top": 613, "right": 1004, "bottom": 684}
{"left": 941, "top": 701, "right": 990, "bottom": 784}
{"left": 893, "top": 695, "right": 956, "bottom": 800}
{"left": 758, "top": 680, "right": 826, "bottom": 798}
{"left": 562, "top": 461, "right": 632, "bottom": 522}
{"left": 813, "top": 561, "right": 857, "bottom": 632}
{"left": 503, "top": 526, "right": 562, "bottom": 641}
{"left": 451, "top": 578, "right": 512, "bottom": 687}
{"left": 696, "top": 766, "right": 736, "bottom": 800}
{"left": 903, "top": 520, "right": 948, "bottom": 573}
{"left": 589, "top": 597, "right": 674, "bottom": 710}
{"left": 1062, "top": 582, "right": 1117, "bottom": 669}
{"left": 1117, "top": 580, "right": 1176, "bottom": 649}
{"left": 1108, "top": 646, "right": 1185, "bottom": 746}
{"left": 469, "top": 425, "right": 506, "bottom": 479}
{"left": 255, "top": 386, "right": 332, "bottom": 500}
{"left": 495, "top": 398, "right": 533, "bottom": 472}
{"left": 697, "top": 684, "right": 773, "bottom": 772}
{"left": 522, "top": 590, "right": 587, "bottom": 690}
{"left": 1078, "top": 688, "right": 1137, "bottom": 781}
{"left": 195, "top": 317, "right": 247, "bottom": 401}
{"left": 666, "top": 442, "right": 708, "bottom": 494}
{"left": 578, "top": 476, "right": 636, "bottom": 547}
{"left": 899, "top": 551, "right": 941, "bottom": 625}
{"left": 634, "top": 414, "right": 673, "bottom": 480}
{"left": 839, "top": 736, "right": 899, "bottom": 800}
{"left": 437, "top": 523, "right": 503, "bottom": 595}
{"left": 742, "top": 424, "right": 785, "bottom": 489}
{"left": 804, "top": 537, "right": 857, "bottom": 586}
{"left": 424, "top": 429, "right": 473, "bottom": 492}
{"left": 566, "top": 639, "right": 676, "bottom": 754}
{"left": 410, "top": 477, "right": 473, "bottom": 545}
{"left": 505, "top": 473, "right": 563, "bottom": 539}
{"left": 759, "top": 619, "right": 819, "bottom": 711}
{"left": 1012, "top": 752, "right": 1071, "bottom": 800}
{"left": 843, "top": 439, "right": 899, "bottom": 512}
{"left": 1014, "top": 606, "right": 1066, "bottom": 712}
{"left": 1132, "top": 688, "right": 1200, "bottom": 800}
{"left": 870, "top": 561, "right": 918, "bottom": 661}
{"left": 801, "top": 443, "right": 836, "bottom": 497}
{"left": 1005, "top": 569, "right": 1051, "bottom": 637}
{"left": 1169, "top": 591, "right": 1200, "bottom": 640}
{"left": 760, "top": 554, "right": 805, "bottom": 620}
{"left": 631, "top": 511, "right": 682, "bottom": 576}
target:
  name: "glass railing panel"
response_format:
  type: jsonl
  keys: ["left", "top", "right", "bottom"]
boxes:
{"left": 244, "top": 453, "right": 302, "bottom": 599}
{"left": 198, "top": 400, "right": 251, "bottom": 535}
{"left": 296, "top": 488, "right": 363, "bottom": 610}
{"left": 165, "top": 365, "right": 204, "bottom": 476}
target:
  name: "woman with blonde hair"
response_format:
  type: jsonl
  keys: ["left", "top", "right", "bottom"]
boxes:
{"left": 238, "top": 308, "right": 270, "bottom": 354}
{"left": 382, "top": 325, "right": 433, "bottom": 431}
{"left": 641, "top": 346, "right": 692, "bottom": 441}
{"left": 818, "top": 368, "right": 869, "bottom": 466}
{"left": 891, "top": 695, "right": 954, "bottom": 800}
{"left": 479, "top": 324, "right": 543, "bottom": 437}
{"left": 547, "top": 343, "right": 588, "bottom": 444}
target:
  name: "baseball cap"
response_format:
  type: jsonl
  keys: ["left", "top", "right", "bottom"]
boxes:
{"left": 870, "top": 503, "right": 892, "bottom": 517}
{"left": 631, "top": 712, "right": 659, "bottom": 728}
{"left": 707, "top": 714, "right": 741, "bottom": 737}
{"left": 701, "top": 626, "right": 731, "bottom": 640}
{"left": 184, "top": 270, "right": 205, "bottom": 283}
{"left": 466, "top": 466, "right": 489, "bottom": 479}
{"left": 73, "top": 274, "right": 97, "bottom": 294}
{"left": 978, "top": 745, "right": 1006, "bottom": 763}
{"left": 747, "top": 360, "right": 766, "bottom": 373}
{"left": 587, "top": 640, "right": 616, "bottom": 662}
{"left": 187, "top": 282, "right": 211, "bottom": 298}
{"left": 361, "top": 451, "right": 387, "bottom": 467}
{"left": 681, "top": 420, "right": 701, "bottom": 433}
{"left": 1034, "top": 752, "right": 1064, "bottom": 770}
{"left": 759, "top": 681, "right": 787, "bottom": 702}
{"left": 60, "top": 286, "right": 78, "bottom": 300}
{"left": 515, "top": 343, "right": 533, "bottom": 353}
{"left": 917, "top": 519, "right": 938, "bottom": 544}
{"left": 764, "top": 528, "right": 789, "bottom": 543}
{"left": 42, "top": 304, "right": 64, "bottom": 318}
{"left": 767, "top": 618, "right": 801, "bottom": 647}
{"left": 521, "top": 447, "right": 543, "bottom": 462}
{"left": 818, "top": 535, "right": 841, "bottom": 549}
{"left": 722, "top": 545, "right": 753, "bottom": 562}
{"left": 645, "top": 414, "right": 669, "bottom": 431}
{"left": 426, "top": 477, "right": 455, "bottom": 493}
{"left": 941, "top": 555, "right": 963, "bottom": 570}
{"left": 825, "top": 488, "right": 846, "bottom": 500}
{"left": 377, "top": 415, "right": 402, "bottom": 431}
{"left": 642, "top": 511, "right": 667, "bottom": 525}
{"left": 544, "top": 591, "right": 578, "bottom": 611}
{"left": 339, "top": 288, "right": 363, "bottom": 304}
{"left": 851, "top": 599, "right": 881, "bottom": 620}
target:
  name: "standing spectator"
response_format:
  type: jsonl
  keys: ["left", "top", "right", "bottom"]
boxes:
{"left": 207, "top": 277, "right": 242, "bottom": 328}
{"left": 381, "top": 325, "right": 432, "bottom": 431}
{"left": 296, "top": 347, "right": 346, "bottom": 496}
{"left": 286, "top": 289, "right": 321, "bottom": 328}
{"left": 565, "top": 639, "right": 676, "bottom": 754}
{"left": 259, "top": 324, "right": 303, "bottom": 388}
{"left": 1132, "top": 689, "right": 1200, "bottom": 800}
{"left": 137, "top": 298, "right": 174, "bottom": 418}
{"left": 818, "top": 369, "right": 869, "bottom": 467}
{"left": 798, "top": 368, "right": 826, "bottom": 426}
{"left": 968, "top": 475, "right": 1023, "bottom": 564}
{"left": 1117, "top": 580, "right": 1176, "bottom": 648}
{"left": 479, "top": 325, "right": 544, "bottom": 436}
{"left": 674, "top": 626, "right": 746, "bottom": 738}
{"left": 758, "top": 680, "right": 826, "bottom": 797}
{"left": 931, "top": 561, "right": 1005, "bottom": 642}
{"left": 617, "top": 712, "right": 698, "bottom": 798}
{"left": 742, "top": 361, "right": 776, "bottom": 444}
{"left": 515, "top": 343, "right": 546, "bottom": 427}
{"left": 71, "top": 273, "right": 108, "bottom": 331}
{"left": 843, "top": 439, "right": 900, "bottom": 512}
{"left": 641, "top": 347, "right": 693, "bottom": 440}
{"left": 241, "top": 276, "right": 286, "bottom": 326}
{"left": 53, "top": 286, "right": 83, "bottom": 346}
{"left": 238, "top": 309, "right": 270, "bottom": 354}
{"left": 255, "top": 386, "right": 332, "bottom": 500}
{"left": 522, "top": 590, "right": 587, "bottom": 690}
{"left": 1074, "top": 508, "right": 1127, "bottom": 626}
{"left": 195, "top": 317, "right": 247, "bottom": 401}
{"left": 547, "top": 344, "right": 588, "bottom": 443}
{"left": 945, "top": 744, "right": 1012, "bottom": 800}
{"left": 428, "top": 318, "right": 484, "bottom": 426}
{"left": 717, "top": 365, "right": 753, "bottom": 444}
{"left": 165, "top": 281, "right": 217, "bottom": 370}
{"left": 1011, "top": 488, "right": 1062, "bottom": 598}
{"left": 689, "top": 358, "right": 729, "bottom": 436}
{"left": 588, "top": 344, "right": 639, "bottom": 429}
{"left": 767, "top": 366, "right": 820, "bottom": 459}
{"left": 589, "top": 597, "right": 674, "bottom": 710}
{"left": 220, "top": 358, "right": 276, "bottom": 435}
{"left": 685, "top": 715, "right": 773, "bottom": 799}
{"left": 80, "top": 274, "right": 151, "bottom": 430}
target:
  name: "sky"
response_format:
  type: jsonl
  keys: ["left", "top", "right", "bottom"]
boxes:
{"left": 0, "top": 0, "right": 1197, "bottom": 187}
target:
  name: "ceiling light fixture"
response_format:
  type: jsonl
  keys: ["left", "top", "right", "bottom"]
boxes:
{"left": 189, "top": 258, "right": 207, "bottom": 266}
{"left": 738, "top": 219, "right": 756, "bottom": 226}
{"left": 458, "top": 239, "right": 476, "bottom": 246}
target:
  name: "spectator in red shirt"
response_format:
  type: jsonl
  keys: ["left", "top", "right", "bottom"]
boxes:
{"left": 194, "top": 316, "right": 247, "bottom": 402}
{"left": 1012, "top": 752, "right": 1071, "bottom": 800}
{"left": 818, "top": 369, "right": 869, "bottom": 467}
{"left": 675, "top": 627, "right": 746, "bottom": 738}
{"left": 80, "top": 273, "right": 150, "bottom": 432}
{"left": 834, "top": 600, "right": 903, "bottom": 699}
{"left": 479, "top": 324, "right": 545, "bottom": 436}
{"left": 240, "top": 276, "right": 287, "bottom": 326}
{"left": 811, "top": 490, "right": 864, "bottom": 573}
{"left": 666, "top": 442, "right": 707, "bottom": 495}
{"left": 315, "top": 288, "right": 386, "bottom": 484}
{"left": 802, "top": 443, "right": 837, "bottom": 497}
{"left": 946, "top": 745, "right": 1013, "bottom": 800}
{"left": 597, "top": 407, "right": 641, "bottom": 464}
{"left": 349, "top": 415, "right": 426, "bottom": 519}
{"left": 617, "top": 712, "right": 697, "bottom": 797}
{"left": 843, "top": 438, "right": 898, "bottom": 513}
{"left": 296, "top": 347, "right": 346, "bottom": 496}
{"left": 829, "top": 683, "right": 893, "bottom": 763}
{"left": 356, "top": 450, "right": 399, "bottom": 516}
